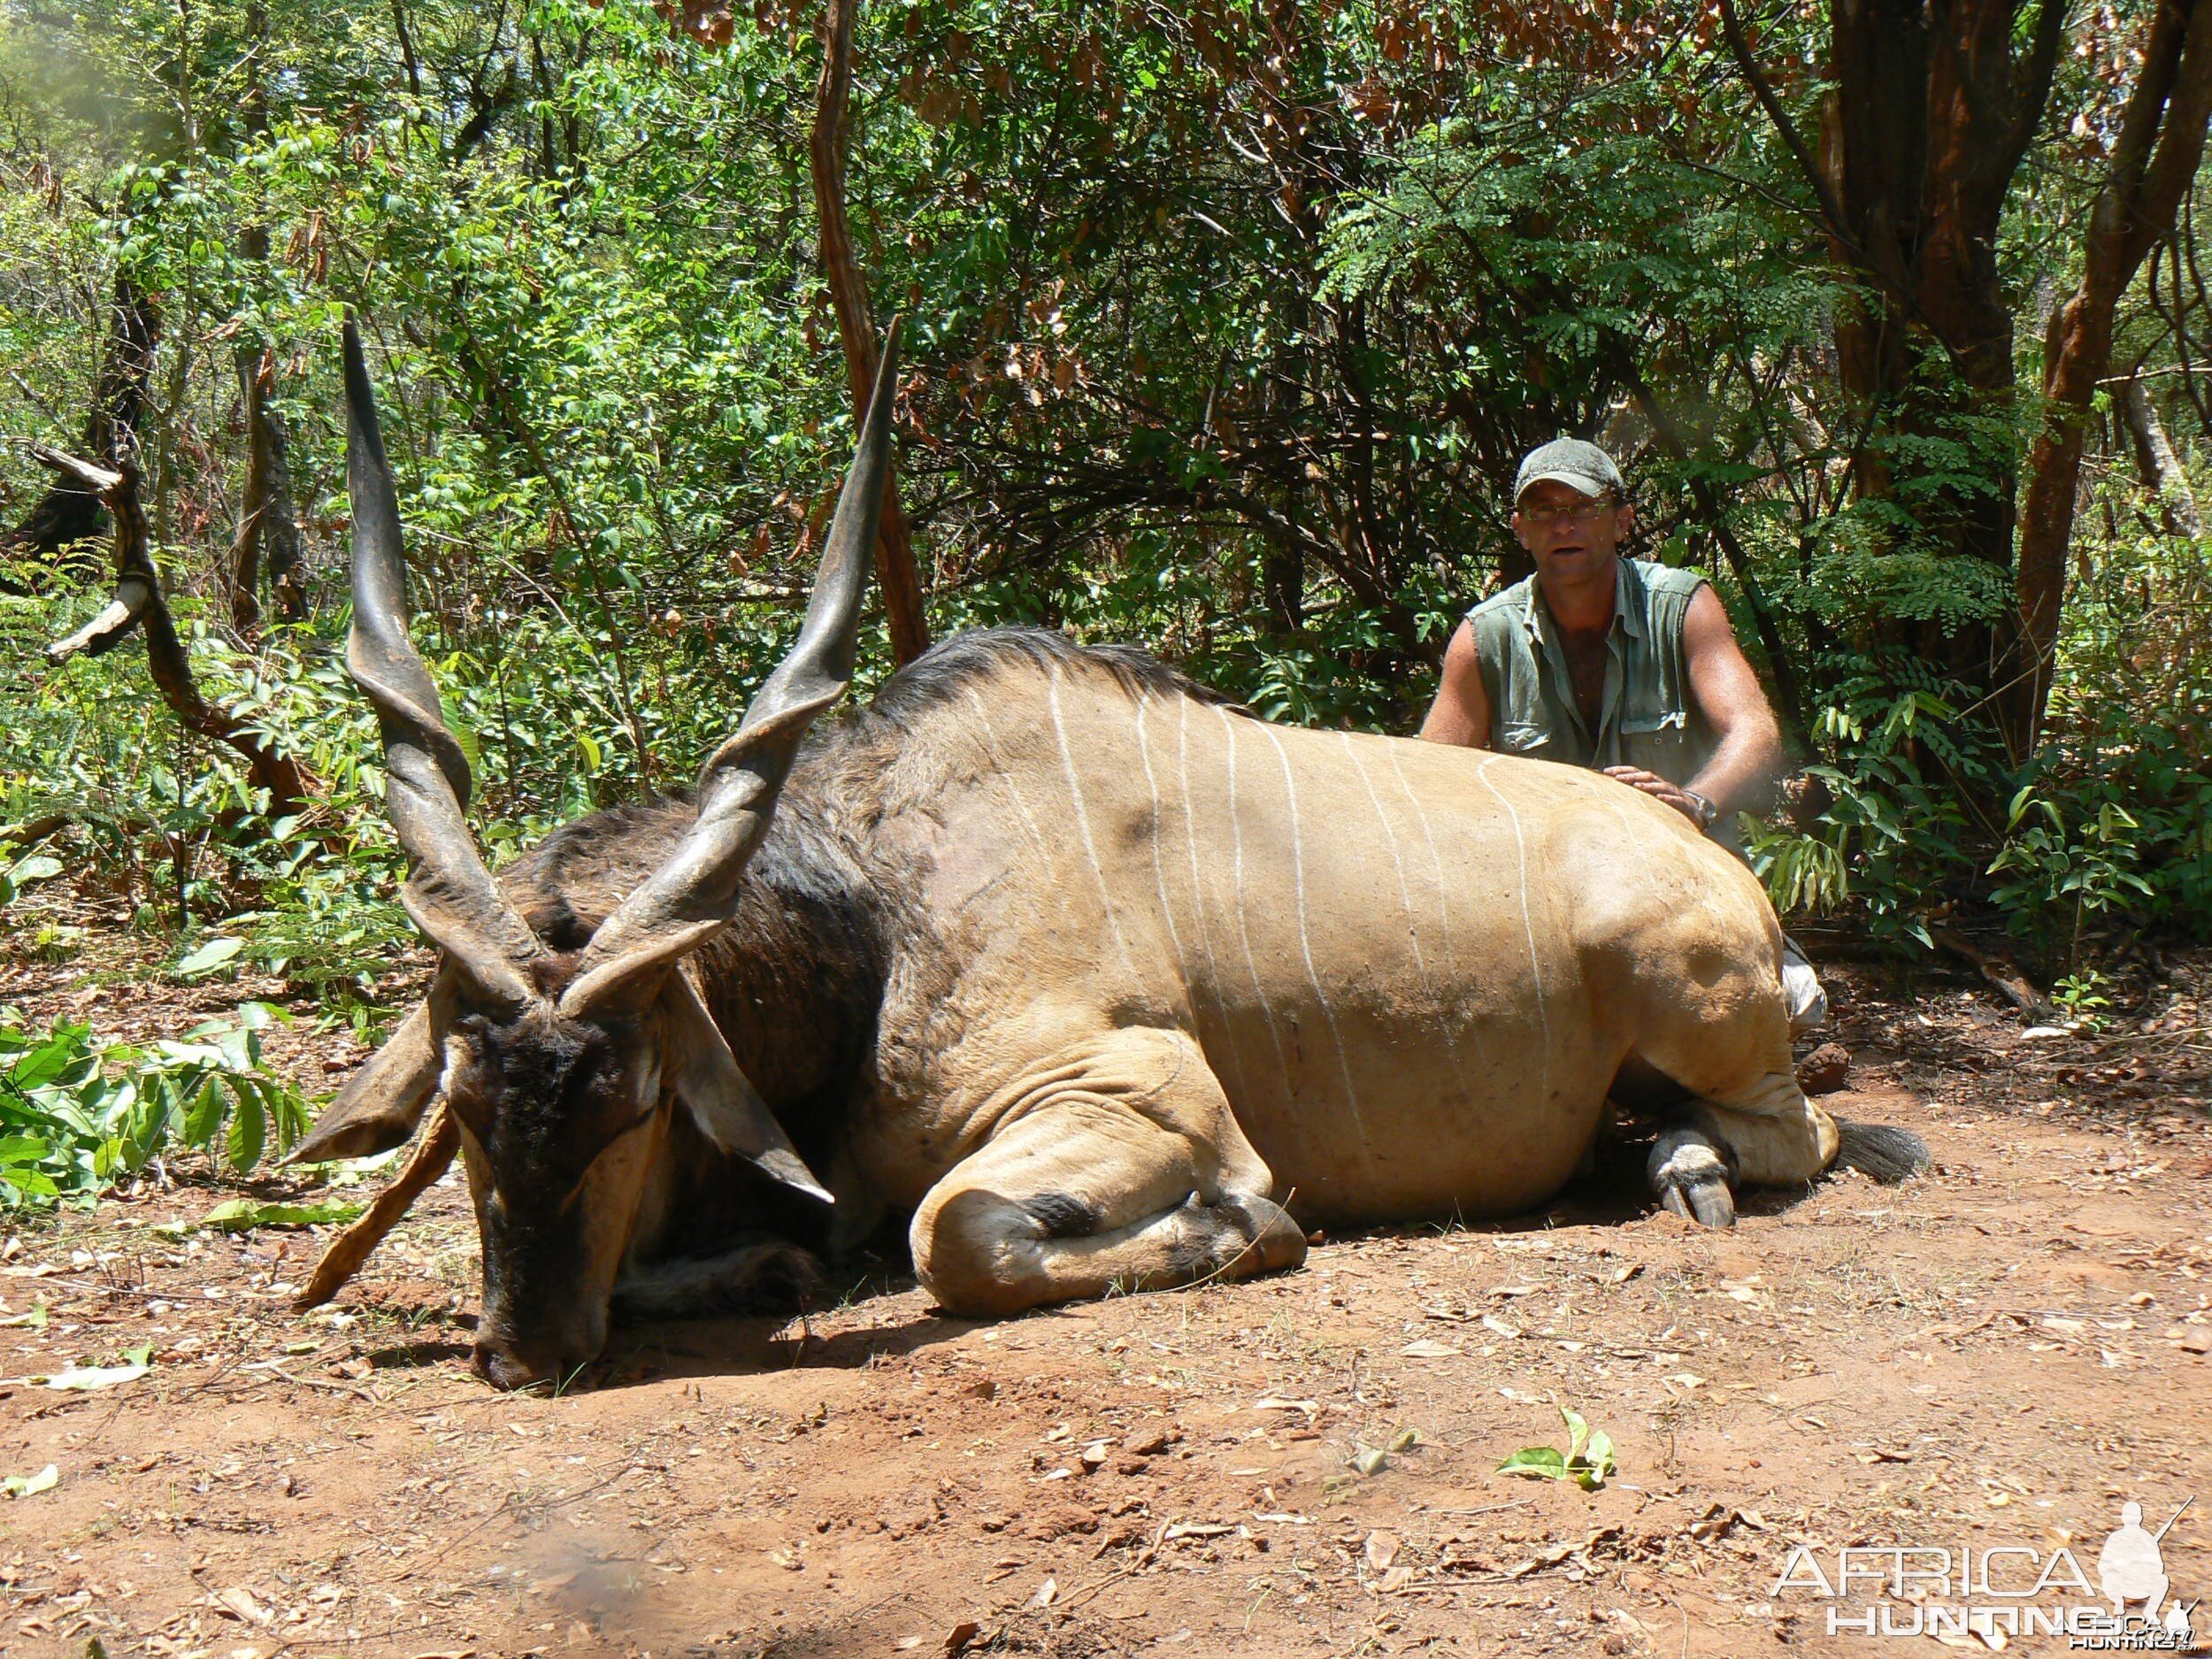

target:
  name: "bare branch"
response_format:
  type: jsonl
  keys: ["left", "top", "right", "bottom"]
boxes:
{"left": 810, "top": 0, "right": 930, "bottom": 667}
{"left": 2002, "top": 0, "right": 2069, "bottom": 174}
{"left": 1716, "top": 0, "right": 1858, "bottom": 256}
{"left": 35, "top": 443, "right": 150, "bottom": 663}
{"left": 2121, "top": 0, "right": 2212, "bottom": 274}
{"left": 31, "top": 442, "right": 313, "bottom": 815}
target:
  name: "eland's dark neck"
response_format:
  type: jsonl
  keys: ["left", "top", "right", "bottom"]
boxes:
{"left": 688, "top": 787, "right": 887, "bottom": 1165}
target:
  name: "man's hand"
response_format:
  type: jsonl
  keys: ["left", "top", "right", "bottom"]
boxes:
{"left": 1603, "top": 764, "right": 1708, "bottom": 825}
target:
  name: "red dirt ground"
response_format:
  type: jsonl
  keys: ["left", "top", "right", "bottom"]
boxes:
{"left": 0, "top": 928, "right": 2207, "bottom": 1659}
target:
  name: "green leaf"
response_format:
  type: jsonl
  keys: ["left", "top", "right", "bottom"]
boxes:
{"left": 1, "top": 1463, "right": 58, "bottom": 1498}
{"left": 6, "top": 1031, "right": 90, "bottom": 1092}
{"left": 1497, "top": 1447, "right": 1568, "bottom": 1479}
{"left": 172, "top": 937, "right": 245, "bottom": 979}
{"left": 1560, "top": 1403, "right": 1589, "bottom": 1465}
{"left": 180, "top": 1077, "right": 224, "bottom": 1148}
{"left": 225, "top": 1087, "right": 267, "bottom": 1171}
{"left": 1578, "top": 1430, "right": 1617, "bottom": 1489}
{"left": 197, "top": 1198, "right": 364, "bottom": 1233}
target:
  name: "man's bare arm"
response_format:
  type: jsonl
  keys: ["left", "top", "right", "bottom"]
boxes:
{"left": 1602, "top": 585, "right": 1782, "bottom": 823}
{"left": 1679, "top": 583, "right": 1782, "bottom": 814}
{"left": 1418, "top": 620, "right": 1492, "bottom": 748}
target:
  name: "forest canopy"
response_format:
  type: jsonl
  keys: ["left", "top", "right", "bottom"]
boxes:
{"left": 1, "top": 0, "right": 2208, "bottom": 1091}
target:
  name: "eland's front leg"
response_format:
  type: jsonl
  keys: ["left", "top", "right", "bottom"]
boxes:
{"left": 908, "top": 1027, "right": 1307, "bottom": 1317}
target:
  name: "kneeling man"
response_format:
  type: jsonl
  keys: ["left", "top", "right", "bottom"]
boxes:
{"left": 1419, "top": 437, "right": 1824, "bottom": 1033}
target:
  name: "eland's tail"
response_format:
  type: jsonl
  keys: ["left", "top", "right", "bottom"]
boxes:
{"left": 1832, "top": 1119, "right": 1931, "bottom": 1184}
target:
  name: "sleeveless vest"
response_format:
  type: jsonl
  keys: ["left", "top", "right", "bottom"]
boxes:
{"left": 1466, "top": 557, "right": 1729, "bottom": 842}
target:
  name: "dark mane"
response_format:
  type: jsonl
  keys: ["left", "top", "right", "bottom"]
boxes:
{"left": 507, "top": 630, "right": 1218, "bottom": 932}
{"left": 501, "top": 802, "right": 690, "bottom": 950}
{"left": 856, "top": 626, "right": 1232, "bottom": 732}
{"left": 501, "top": 787, "right": 869, "bottom": 963}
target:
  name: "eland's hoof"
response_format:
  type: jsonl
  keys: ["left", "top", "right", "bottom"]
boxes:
{"left": 1649, "top": 1133, "right": 1738, "bottom": 1229}
{"left": 1220, "top": 1193, "right": 1309, "bottom": 1273}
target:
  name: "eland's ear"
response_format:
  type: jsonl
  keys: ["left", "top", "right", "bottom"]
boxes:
{"left": 285, "top": 1000, "right": 443, "bottom": 1165}
{"left": 658, "top": 971, "right": 832, "bottom": 1204}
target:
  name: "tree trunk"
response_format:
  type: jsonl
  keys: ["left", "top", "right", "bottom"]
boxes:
{"left": 1261, "top": 308, "right": 1307, "bottom": 639}
{"left": 2, "top": 274, "right": 159, "bottom": 562}
{"left": 810, "top": 0, "right": 930, "bottom": 667}
{"left": 1723, "top": 0, "right": 2062, "bottom": 699}
{"left": 2117, "top": 376, "right": 2203, "bottom": 537}
{"left": 231, "top": 342, "right": 308, "bottom": 630}
{"left": 227, "top": 0, "right": 307, "bottom": 634}
{"left": 2009, "top": 0, "right": 2212, "bottom": 746}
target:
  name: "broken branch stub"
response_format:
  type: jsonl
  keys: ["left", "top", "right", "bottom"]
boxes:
{"left": 294, "top": 1104, "right": 460, "bottom": 1310}
{"left": 32, "top": 445, "right": 149, "bottom": 663}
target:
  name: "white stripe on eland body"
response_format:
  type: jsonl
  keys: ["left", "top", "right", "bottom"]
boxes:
{"left": 1212, "top": 704, "right": 1293, "bottom": 1088}
{"left": 963, "top": 688, "right": 1056, "bottom": 871}
{"left": 1474, "top": 755, "right": 1553, "bottom": 1100}
{"left": 1260, "top": 722, "right": 1371, "bottom": 1156}
{"left": 1383, "top": 741, "right": 1463, "bottom": 992}
{"left": 1340, "top": 733, "right": 1462, "bottom": 1071}
{"left": 1133, "top": 699, "right": 1192, "bottom": 978}
{"left": 1600, "top": 787, "right": 1663, "bottom": 888}
{"left": 1178, "top": 698, "right": 1249, "bottom": 1103}
{"left": 1047, "top": 665, "right": 1144, "bottom": 990}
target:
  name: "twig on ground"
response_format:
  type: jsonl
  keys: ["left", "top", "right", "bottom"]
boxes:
{"left": 296, "top": 1106, "right": 458, "bottom": 1310}
{"left": 1932, "top": 926, "right": 2056, "bottom": 1021}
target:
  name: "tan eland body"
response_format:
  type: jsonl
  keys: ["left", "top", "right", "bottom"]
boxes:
{"left": 811, "top": 651, "right": 1834, "bottom": 1313}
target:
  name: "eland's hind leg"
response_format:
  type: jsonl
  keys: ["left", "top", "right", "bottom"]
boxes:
{"left": 909, "top": 1027, "right": 1307, "bottom": 1317}
{"left": 1637, "top": 969, "right": 1929, "bottom": 1230}
{"left": 1629, "top": 957, "right": 1841, "bottom": 1228}
{"left": 1569, "top": 813, "right": 1920, "bottom": 1226}
{"left": 1647, "top": 1075, "right": 1839, "bottom": 1228}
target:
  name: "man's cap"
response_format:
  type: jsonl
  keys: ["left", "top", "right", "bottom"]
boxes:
{"left": 1515, "top": 438, "right": 1624, "bottom": 503}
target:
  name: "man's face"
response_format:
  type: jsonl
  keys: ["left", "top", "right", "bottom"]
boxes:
{"left": 1512, "top": 480, "right": 1632, "bottom": 585}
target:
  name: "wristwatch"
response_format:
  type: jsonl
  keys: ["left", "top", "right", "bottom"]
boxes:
{"left": 1682, "top": 789, "right": 1719, "bottom": 830}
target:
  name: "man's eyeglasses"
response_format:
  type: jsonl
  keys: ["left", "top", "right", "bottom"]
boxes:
{"left": 1518, "top": 496, "right": 1619, "bottom": 527}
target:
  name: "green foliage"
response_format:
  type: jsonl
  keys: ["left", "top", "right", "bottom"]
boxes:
{"left": 1498, "top": 1401, "right": 1616, "bottom": 1491}
{"left": 1988, "top": 790, "right": 2155, "bottom": 933}
{"left": 0, "top": 1002, "right": 310, "bottom": 1208}
{"left": 1747, "top": 662, "right": 1997, "bottom": 952}
{"left": 2050, "top": 969, "right": 2116, "bottom": 1028}
{"left": 1801, "top": 546, "right": 2015, "bottom": 634}
{"left": 196, "top": 1196, "right": 363, "bottom": 1232}
{"left": 1750, "top": 618, "right": 2209, "bottom": 964}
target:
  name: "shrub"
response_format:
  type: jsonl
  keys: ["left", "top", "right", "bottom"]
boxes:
{"left": 0, "top": 1003, "right": 310, "bottom": 1209}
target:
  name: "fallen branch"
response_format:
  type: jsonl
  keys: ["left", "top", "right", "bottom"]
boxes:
{"left": 31, "top": 443, "right": 313, "bottom": 816}
{"left": 294, "top": 1104, "right": 459, "bottom": 1310}
{"left": 0, "top": 814, "right": 69, "bottom": 852}
{"left": 1932, "top": 926, "right": 2057, "bottom": 1022}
